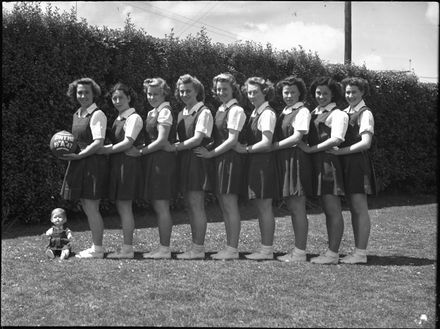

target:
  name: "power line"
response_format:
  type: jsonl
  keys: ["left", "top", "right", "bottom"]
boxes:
{"left": 120, "top": 2, "right": 239, "bottom": 41}
{"left": 178, "top": 2, "right": 218, "bottom": 37}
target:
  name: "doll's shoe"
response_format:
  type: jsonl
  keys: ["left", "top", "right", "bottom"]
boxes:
{"left": 340, "top": 253, "right": 367, "bottom": 264}
{"left": 245, "top": 249, "right": 274, "bottom": 260}
{"left": 277, "top": 250, "right": 307, "bottom": 262}
{"left": 211, "top": 248, "right": 239, "bottom": 260}
{"left": 143, "top": 248, "right": 171, "bottom": 259}
{"left": 177, "top": 248, "right": 205, "bottom": 260}
{"left": 60, "top": 249, "right": 70, "bottom": 260}
{"left": 107, "top": 250, "right": 134, "bottom": 259}
{"left": 310, "top": 251, "right": 339, "bottom": 264}
{"left": 45, "top": 249, "right": 55, "bottom": 259}
{"left": 75, "top": 247, "right": 104, "bottom": 259}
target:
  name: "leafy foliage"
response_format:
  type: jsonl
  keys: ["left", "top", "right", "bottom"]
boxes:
{"left": 2, "top": 3, "right": 437, "bottom": 224}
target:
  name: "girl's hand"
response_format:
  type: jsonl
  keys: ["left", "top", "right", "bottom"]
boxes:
{"left": 125, "top": 146, "right": 142, "bottom": 157}
{"left": 234, "top": 143, "right": 247, "bottom": 154}
{"left": 59, "top": 153, "right": 82, "bottom": 161}
{"left": 194, "top": 146, "right": 212, "bottom": 158}
{"left": 326, "top": 146, "right": 340, "bottom": 155}
{"left": 297, "top": 140, "right": 311, "bottom": 153}
{"left": 95, "top": 145, "right": 112, "bottom": 155}
{"left": 163, "top": 142, "right": 176, "bottom": 152}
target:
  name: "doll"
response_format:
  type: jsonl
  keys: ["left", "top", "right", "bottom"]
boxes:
{"left": 45, "top": 208, "right": 72, "bottom": 260}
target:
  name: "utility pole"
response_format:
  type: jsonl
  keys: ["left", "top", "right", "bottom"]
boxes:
{"left": 344, "top": 1, "right": 352, "bottom": 65}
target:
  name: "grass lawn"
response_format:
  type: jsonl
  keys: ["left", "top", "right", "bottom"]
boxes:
{"left": 1, "top": 194, "right": 437, "bottom": 327}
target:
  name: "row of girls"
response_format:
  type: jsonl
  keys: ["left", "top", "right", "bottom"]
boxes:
{"left": 60, "top": 73, "right": 376, "bottom": 264}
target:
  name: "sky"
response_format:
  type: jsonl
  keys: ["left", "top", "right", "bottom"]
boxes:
{"left": 3, "top": 1, "right": 439, "bottom": 83}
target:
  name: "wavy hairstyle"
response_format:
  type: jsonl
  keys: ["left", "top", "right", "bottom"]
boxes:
{"left": 309, "top": 76, "right": 344, "bottom": 104}
{"left": 242, "top": 76, "right": 275, "bottom": 101}
{"left": 143, "top": 77, "right": 172, "bottom": 101}
{"left": 108, "top": 82, "right": 137, "bottom": 107}
{"left": 211, "top": 72, "right": 243, "bottom": 103}
{"left": 174, "top": 74, "right": 205, "bottom": 103}
{"left": 341, "top": 77, "right": 370, "bottom": 97}
{"left": 66, "top": 77, "right": 101, "bottom": 103}
{"left": 275, "top": 76, "right": 307, "bottom": 102}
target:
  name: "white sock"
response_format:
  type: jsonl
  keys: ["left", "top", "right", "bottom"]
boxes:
{"left": 122, "top": 244, "right": 133, "bottom": 253}
{"left": 92, "top": 245, "right": 103, "bottom": 252}
{"left": 261, "top": 244, "right": 273, "bottom": 253}
{"left": 326, "top": 249, "right": 339, "bottom": 257}
{"left": 159, "top": 244, "right": 170, "bottom": 252}
{"left": 354, "top": 248, "right": 367, "bottom": 256}
{"left": 294, "top": 247, "right": 306, "bottom": 255}
{"left": 225, "top": 245, "right": 238, "bottom": 253}
{"left": 192, "top": 243, "right": 204, "bottom": 252}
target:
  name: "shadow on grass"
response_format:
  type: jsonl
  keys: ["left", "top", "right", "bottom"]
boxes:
{"left": 64, "top": 251, "right": 435, "bottom": 267}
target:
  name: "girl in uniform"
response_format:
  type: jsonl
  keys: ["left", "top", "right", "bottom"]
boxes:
{"left": 97, "top": 82, "right": 144, "bottom": 259}
{"left": 194, "top": 72, "right": 246, "bottom": 260}
{"left": 61, "top": 77, "right": 108, "bottom": 259}
{"left": 298, "top": 76, "right": 348, "bottom": 264}
{"left": 328, "top": 77, "right": 377, "bottom": 264}
{"left": 272, "top": 76, "right": 313, "bottom": 262}
{"left": 234, "top": 77, "right": 277, "bottom": 260}
{"left": 126, "top": 77, "right": 177, "bottom": 259}
{"left": 164, "top": 74, "right": 214, "bottom": 260}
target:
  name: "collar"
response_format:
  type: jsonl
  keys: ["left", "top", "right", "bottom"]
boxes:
{"left": 282, "top": 101, "right": 304, "bottom": 115}
{"left": 77, "top": 103, "right": 97, "bottom": 117}
{"left": 183, "top": 101, "right": 204, "bottom": 116}
{"left": 252, "top": 101, "right": 270, "bottom": 116}
{"left": 117, "top": 107, "right": 136, "bottom": 120}
{"left": 154, "top": 101, "right": 171, "bottom": 113}
{"left": 219, "top": 98, "right": 238, "bottom": 112}
{"left": 345, "top": 99, "right": 366, "bottom": 113}
{"left": 314, "top": 102, "right": 337, "bottom": 114}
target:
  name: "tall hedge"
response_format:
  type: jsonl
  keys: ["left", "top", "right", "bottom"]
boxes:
{"left": 2, "top": 3, "right": 437, "bottom": 224}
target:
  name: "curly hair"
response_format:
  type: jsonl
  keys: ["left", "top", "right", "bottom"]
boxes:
{"left": 108, "top": 82, "right": 137, "bottom": 107}
{"left": 310, "top": 76, "right": 344, "bottom": 104}
{"left": 175, "top": 74, "right": 205, "bottom": 102}
{"left": 242, "top": 76, "right": 275, "bottom": 101}
{"left": 143, "top": 77, "right": 172, "bottom": 101}
{"left": 341, "top": 77, "right": 370, "bottom": 97}
{"left": 66, "top": 77, "right": 101, "bottom": 102}
{"left": 211, "top": 72, "right": 243, "bottom": 103}
{"left": 275, "top": 76, "right": 307, "bottom": 102}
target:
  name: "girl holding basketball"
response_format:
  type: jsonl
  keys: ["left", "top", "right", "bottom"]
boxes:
{"left": 164, "top": 74, "right": 214, "bottom": 260}
{"left": 97, "top": 82, "right": 144, "bottom": 259}
{"left": 126, "top": 77, "right": 177, "bottom": 259}
{"left": 272, "top": 76, "right": 313, "bottom": 262}
{"left": 61, "top": 77, "right": 108, "bottom": 259}
{"left": 328, "top": 77, "right": 377, "bottom": 264}
{"left": 298, "top": 76, "right": 348, "bottom": 264}
{"left": 194, "top": 72, "right": 246, "bottom": 260}
{"left": 234, "top": 77, "right": 277, "bottom": 260}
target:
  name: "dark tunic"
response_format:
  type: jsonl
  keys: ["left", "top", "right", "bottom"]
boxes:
{"left": 107, "top": 112, "right": 144, "bottom": 200}
{"left": 212, "top": 104, "right": 246, "bottom": 195}
{"left": 47, "top": 226, "right": 71, "bottom": 251}
{"left": 308, "top": 107, "right": 346, "bottom": 196}
{"left": 60, "top": 108, "right": 108, "bottom": 200}
{"left": 242, "top": 106, "right": 276, "bottom": 200}
{"left": 339, "top": 106, "right": 377, "bottom": 195}
{"left": 176, "top": 105, "right": 214, "bottom": 192}
{"left": 142, "top": 105, "right": 177, "bottom": 200}
{"left": 274, "top": 107, "right": 313, "bottom": 198}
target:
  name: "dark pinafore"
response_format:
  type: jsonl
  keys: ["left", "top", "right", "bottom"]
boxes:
{"left": 142, "top": 106, "right": 178, "bottom": 200}
{"left": 274, "top": 107, "right": 313, "bottom": 199}
{"left": 107, "top": 113, "right": 145, "bottom": 200}
{"left": 211, "top": 105, "right": 246, "bottom": 196}
{"left": 243, "top": 106, "right": 277, "bottom": 200}
{"left": 47, "top": 226, "right": 72, "bottom": 251}
{"left": 339, "top": 107, "right": 377, "bottom": 195}
{"left": 176, "top": 106, "right": 214, "bottom": 192}
{"left": 61, "top": 108, "right": 108, "bottom": 200}
{"left": 307, "top": 107, "right": 345, "bottom": 196}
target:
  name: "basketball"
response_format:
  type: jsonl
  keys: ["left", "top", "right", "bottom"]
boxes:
{"left": 49, "top": 130, "right": 77, "bottom": 157}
